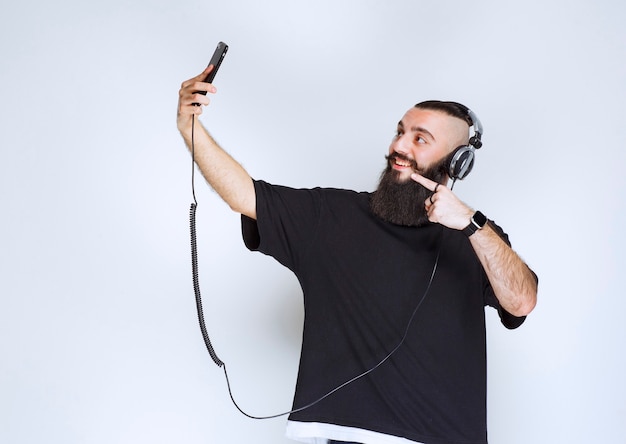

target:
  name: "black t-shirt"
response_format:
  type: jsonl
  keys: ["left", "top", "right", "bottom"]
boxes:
{"left": 242, "top": 180, "right": 525, "bottom": 444}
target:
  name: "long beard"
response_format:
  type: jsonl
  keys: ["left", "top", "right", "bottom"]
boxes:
{"left": 370, "top": 153, "right": 448, "bottom": 227}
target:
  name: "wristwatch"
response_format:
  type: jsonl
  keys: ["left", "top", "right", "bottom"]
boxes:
{"left": 462, "top": 211, "right": 487, "bottom": 237}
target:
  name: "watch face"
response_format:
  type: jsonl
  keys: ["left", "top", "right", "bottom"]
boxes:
{"left": 473, "top": 211, "right": 487, "bottom": 227}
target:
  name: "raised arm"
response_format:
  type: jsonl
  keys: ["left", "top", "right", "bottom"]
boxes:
{"left": 411, "top": 173, "right": 537, "bottom": 317}
{"left": 177, "top": 67, "right": 256, "bottom": 219}
{"left": 465, "top": 221, "right": 537, "bottom": 317}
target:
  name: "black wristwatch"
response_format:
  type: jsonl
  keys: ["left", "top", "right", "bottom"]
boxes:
{"left": 462, "top": 211, "right": 487, "bottom": 237}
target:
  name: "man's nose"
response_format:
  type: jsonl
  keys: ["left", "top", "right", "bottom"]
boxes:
{"left": 391, "top": 134, "right": 411, "bottom": 156}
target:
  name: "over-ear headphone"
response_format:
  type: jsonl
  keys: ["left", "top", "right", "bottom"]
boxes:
{"left": 446, "top": 107, "right": 483, "bottom": 181}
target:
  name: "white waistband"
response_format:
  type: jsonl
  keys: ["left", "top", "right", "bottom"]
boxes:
{"left": 285, "top": 420, "right": 423, "bottom": 444}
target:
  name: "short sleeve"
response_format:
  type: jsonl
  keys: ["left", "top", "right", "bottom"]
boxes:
{"left": 240, "top": 180, "right": 323, "bottom": 272}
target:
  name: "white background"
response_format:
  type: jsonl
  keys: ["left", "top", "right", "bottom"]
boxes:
{"left": 1, "top": 0, "right": 625, "bottom": 443}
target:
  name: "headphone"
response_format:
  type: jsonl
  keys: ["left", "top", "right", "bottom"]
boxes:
{"left": 446, "top": 107, "right": 483, "bottom": 181}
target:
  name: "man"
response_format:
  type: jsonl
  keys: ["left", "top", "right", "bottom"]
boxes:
{"left": 177, "top": 66, "right": 537, "bottom": 444}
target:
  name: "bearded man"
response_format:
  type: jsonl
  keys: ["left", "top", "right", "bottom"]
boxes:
{"left": 177, "top": 67, "right": 537, "bottom": 444}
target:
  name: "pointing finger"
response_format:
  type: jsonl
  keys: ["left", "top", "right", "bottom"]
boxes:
{"left": 410, "top": 173, "right": 438, "bottom": 191}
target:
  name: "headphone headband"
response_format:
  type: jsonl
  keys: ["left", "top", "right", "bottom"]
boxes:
{"left": 466, "top": 108, "right": 483, "bottom": 149}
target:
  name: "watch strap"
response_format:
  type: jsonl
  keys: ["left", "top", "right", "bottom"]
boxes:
{"left": 462, "top": 211, "right": 487, "bottom": 237}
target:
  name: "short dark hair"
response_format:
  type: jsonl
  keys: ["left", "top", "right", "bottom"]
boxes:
{"left": 414, "top": 100, "right": 472, "bottom": 127}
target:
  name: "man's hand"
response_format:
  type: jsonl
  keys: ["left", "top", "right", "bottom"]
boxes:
{"left": 412, "top": 173, "right": 537, "bottom": 317}
{"left": 411, "top": 173, "right": 473, "bottom": 231}
{"left": 177, "top": 67, "right": 217, "bottom": 131}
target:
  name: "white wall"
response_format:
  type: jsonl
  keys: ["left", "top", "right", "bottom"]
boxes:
{"left": 1, "top": 0, "right": 625, "bottom": 443}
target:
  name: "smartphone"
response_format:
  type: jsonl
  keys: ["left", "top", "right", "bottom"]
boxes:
{"left": 199, "top": 41, "right": 228, "bottom": 93}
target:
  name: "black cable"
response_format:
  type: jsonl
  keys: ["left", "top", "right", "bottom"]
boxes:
{"left": 190, "top": 114, "right": 223, "bottom": 367}
{"left": 188, "top": 113, "right": 443, "bottom": 418}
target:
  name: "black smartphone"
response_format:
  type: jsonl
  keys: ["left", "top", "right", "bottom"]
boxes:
{"left": 199, "top": 41, "right": 228, "bottom": 93}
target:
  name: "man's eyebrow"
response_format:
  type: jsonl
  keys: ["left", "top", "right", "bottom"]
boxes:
{"left": 411, "top": 126, "right": 435, "bottom": 141}
{"left": 397, "top": 120, "right": 436, "bottom": 141}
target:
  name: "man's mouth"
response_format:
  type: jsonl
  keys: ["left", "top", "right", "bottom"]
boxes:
{"left": 394, "top": 158, "right": 412, "bottom": 168}
{"left": 388, "top": 153, "right": 417, "bottom": 171}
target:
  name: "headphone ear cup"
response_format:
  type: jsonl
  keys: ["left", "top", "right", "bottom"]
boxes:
{"left": 447, "top": 146, "right": 475, "bottom": 180}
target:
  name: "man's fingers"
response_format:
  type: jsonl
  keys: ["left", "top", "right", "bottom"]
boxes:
{"left": 186, "top": 95, "right": 210, "bottom": 109}
{"left": 189, "top": 80, "right": 216, "bottom": 96}
{"left": 193, "top": 65, "right": 213, "bottom": 82}
{"left": 410, "top": 173, "right": 438, "bottom": 191}
{"left": 178, "top": 67, "right": 218, "bottom": 112}
{"left": 180, "top": 71, "right": 203, "bottom": 90}
{"left": 181, "top": 67, "right": 217, "bottom": 93}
